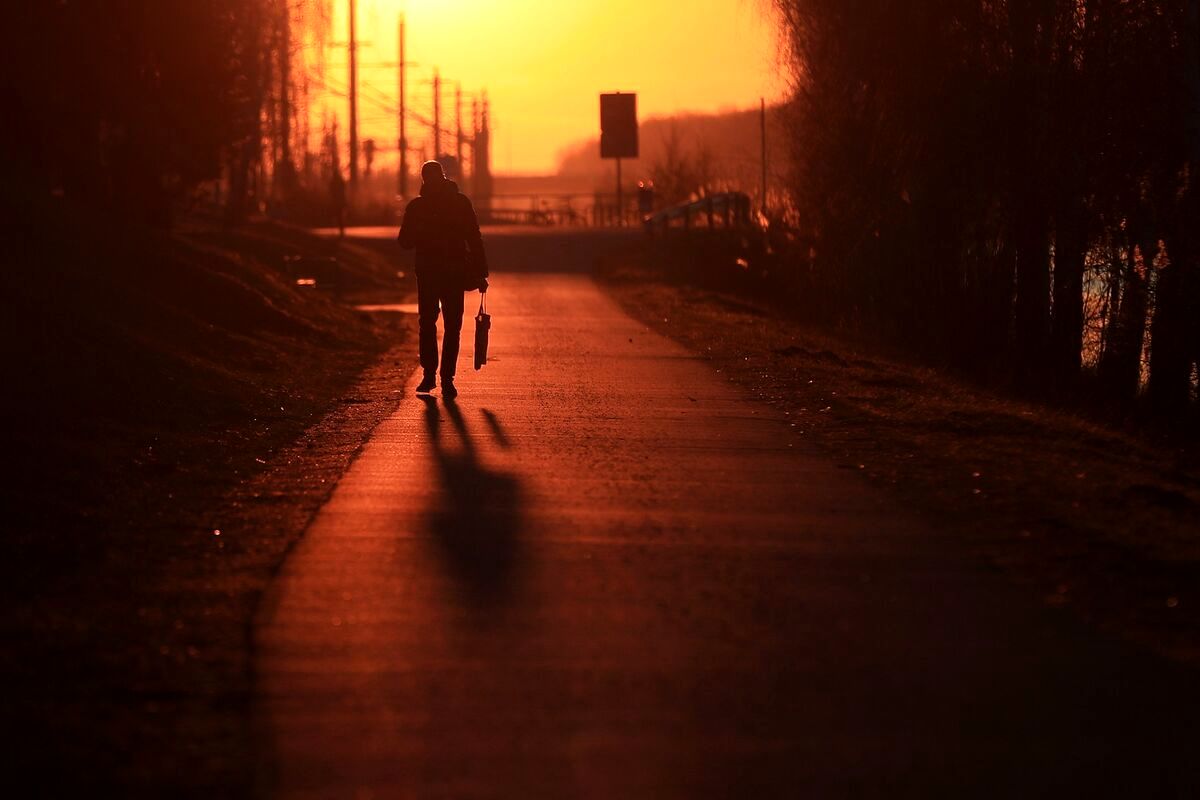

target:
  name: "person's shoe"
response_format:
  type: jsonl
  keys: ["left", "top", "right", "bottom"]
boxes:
{"left": 415, "top": 374, "right": 436, "bottom": 393}
{"left": 441, "top": 377, "right": 458, "bottom": 399}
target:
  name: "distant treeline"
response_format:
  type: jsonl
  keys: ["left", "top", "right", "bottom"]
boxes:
{"left": 772, "top": 1, "right": 1200, "bottom": 414}
{"left": 4, "top": 1, "right": 335, "bottom": 226}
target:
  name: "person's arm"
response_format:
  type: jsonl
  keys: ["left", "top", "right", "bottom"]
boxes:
{"left": 461, "top": 196, "right": 489, "bottom": 289}
{"left": 397, "top": 199, "right": 422, "bottom": 249}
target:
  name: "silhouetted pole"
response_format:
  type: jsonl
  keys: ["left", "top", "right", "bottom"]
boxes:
{"left": 455, "top": 82, "right": 464, "bottom": 171}
{"left": 616, "top": 158, "right": 623, "bottom": 227}
{"left": 397, "top": 14, "right": 407, "bottom": 197}
{"left": 471, "top": 98, "right": 479, "bottom": 186}
{"left": 760, "top": 97, "right": 767, "bottom": 217}
{"left": 433, "top": 69, "right": 441, "bottom": 158}
{"left": 475, "top": 94, "right": 493, "bottom": 209}
{"left": 348, "top": 0, "right": 359, "bottom": 188}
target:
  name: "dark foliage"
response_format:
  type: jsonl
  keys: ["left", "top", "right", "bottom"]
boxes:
{"left": 2, "top": 0, "right": 308, "bottom": 226}
{"left": 773, "top": 0, "right": 1200, "bottom": 416}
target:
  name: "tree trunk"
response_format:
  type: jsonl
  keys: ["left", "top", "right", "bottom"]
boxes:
{"left": 1157, "top": 1, "right": 1200, "bottom": 417}
{"left": 1149, "top": 239, "right": 1191, "bottom": 413}
{"left": 1051, "top": 210, "right": 1086, "bottom": 380}
{"left": 225, "top": 143, "right": 251, "bottom": 226}
{"left": 1101, "top": 241, "right": 1150, "bottom": 403}
{"left": 1014, "top": 206, "right": 1052, "bottom": 383}
{"left": 278, "top": 1, "right": 293, "bottom": 170}
{"left": 1009, "top": 0, "right": 1054, "bottom": 387}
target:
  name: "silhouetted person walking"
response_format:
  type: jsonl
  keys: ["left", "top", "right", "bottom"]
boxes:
{"left": 399, "top": 160, "right": 489, "bottom": 398}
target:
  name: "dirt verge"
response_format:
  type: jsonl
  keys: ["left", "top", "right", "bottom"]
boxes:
{"left": 599, "top": 257, "right": 1200, "bottom": 665}
{"left": 1, "top": 208, "right": 415, "bottom": 796}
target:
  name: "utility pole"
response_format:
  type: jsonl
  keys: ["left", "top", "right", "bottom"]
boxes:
{"left": 760, "top": 97, "right": 767, "bottom": 218}
{"left": 432, "top": 69, "right": 441, "bottom": 159}
{"left": 475, "top": 93, "right": 493, "bottom": 210}
{"left": 471, "top": 97, "right": 479, "bottom": 185}
{"left": 397, "top": 13, "right": 407, "bottom": 197}
{"left": 455, "top": 82, "right": 464, "bottom": 172}
{"left": 348, "top": 0, "right": 359, "bottom": 187}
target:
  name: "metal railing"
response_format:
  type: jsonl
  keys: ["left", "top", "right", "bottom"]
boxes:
{"left": 644, "top": 192, "right": 755, "bottom": 235}
{"left": 478, "top": 192, "right": 635, "bottom": 227}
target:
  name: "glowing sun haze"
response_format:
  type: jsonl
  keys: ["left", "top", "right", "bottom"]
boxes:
{"left": 342, "top": 0, "right": 785, "bottom": 174}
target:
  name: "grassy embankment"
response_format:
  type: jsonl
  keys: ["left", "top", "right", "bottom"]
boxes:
{"left": 599, "top": 247, "right": 1200, "bottom": 666}
{"left": 1, "top": 202, "right": 413, "bottom": 796}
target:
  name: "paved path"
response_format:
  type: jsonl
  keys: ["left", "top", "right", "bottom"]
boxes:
{"left": 255, "top": 235, "right": 1198, "bottom": 798}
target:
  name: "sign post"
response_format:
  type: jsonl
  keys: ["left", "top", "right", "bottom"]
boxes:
{"left": 600, "top": 92, "right": 638, "bottom": 226}
{"left": 617, "top": 158, "right": 622, "bottom": 227}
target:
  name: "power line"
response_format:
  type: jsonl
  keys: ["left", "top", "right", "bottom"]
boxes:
{"left": 309, "top": 72, "right": 434, "bottom": 140}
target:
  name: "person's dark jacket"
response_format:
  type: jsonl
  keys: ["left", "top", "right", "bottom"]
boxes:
{"left": 398, "top": 177, "right": 488, "bottom": 290}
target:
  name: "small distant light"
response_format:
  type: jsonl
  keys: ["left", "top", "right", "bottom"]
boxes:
{"left": 213, "top": 529, "right": 221, "bottom": 536}
{"left": 296, "top": 278, "right": 317, "bottom": 286}
{"left": 1167, "top": 597, "right": 1180, "bottom": 608}
{"left": 735, "top": 257, "right": 750, "bottom": 270}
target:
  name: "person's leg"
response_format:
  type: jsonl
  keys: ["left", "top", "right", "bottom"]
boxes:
{"left": 439, "top": 288, "right": 466, "bottom": 380}
{"left": 417, "top": 279, "right": 441, "bottom": 382}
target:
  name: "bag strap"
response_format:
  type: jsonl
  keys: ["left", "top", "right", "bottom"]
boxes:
{"left": 477, "top": 293, "right": 486, "bottom": 316}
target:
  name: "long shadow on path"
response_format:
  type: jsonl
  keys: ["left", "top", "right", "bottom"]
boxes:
{"left": 419, "top": 395, "right": 522, "bottom": 606}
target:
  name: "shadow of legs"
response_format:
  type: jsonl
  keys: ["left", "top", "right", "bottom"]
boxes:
{"left": 420, "top": 396, "right": 522, "bottom": 604}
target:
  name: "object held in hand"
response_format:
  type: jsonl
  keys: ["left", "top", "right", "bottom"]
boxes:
{"left": 474, "top": 293, "right": 491, "bottom": 371}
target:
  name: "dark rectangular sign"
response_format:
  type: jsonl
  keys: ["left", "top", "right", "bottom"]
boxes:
{"left": 600, "top": 92, "right": 638, "bottom": 159}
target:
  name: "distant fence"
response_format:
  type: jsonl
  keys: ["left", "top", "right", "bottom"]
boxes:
{"left": 475, "top": 190, "right": 759, "bottom": 232}
{"left": 482, "top": 204, "right": 589, "bottom": 226}
{"left": 478, "top": 192, "right": 636, "bottom": 227}
{"left": 644, "top": 192, "right": 755, "bottom": 236}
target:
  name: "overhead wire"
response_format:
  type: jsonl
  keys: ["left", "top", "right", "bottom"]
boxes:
{"left": 309, "top": 71, "right": 435, "bottom": 129}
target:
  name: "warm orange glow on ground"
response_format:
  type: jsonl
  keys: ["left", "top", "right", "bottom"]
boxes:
{"left": 328, "top": 0, "right": 785, "bottom": 174}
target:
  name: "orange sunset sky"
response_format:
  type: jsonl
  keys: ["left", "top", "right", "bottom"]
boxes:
{"left": 322, "top": 0, "right": 787, "bottom": 174}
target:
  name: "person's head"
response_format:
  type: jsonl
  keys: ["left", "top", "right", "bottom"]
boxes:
{"left": 421, "top": 160, "right": 445, "bottom": 184}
